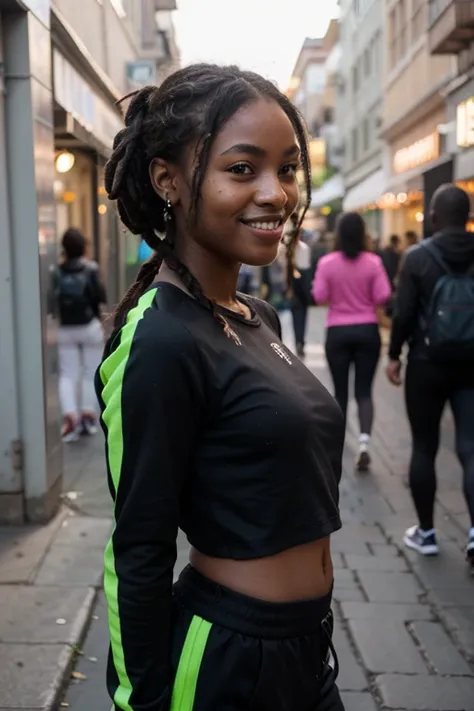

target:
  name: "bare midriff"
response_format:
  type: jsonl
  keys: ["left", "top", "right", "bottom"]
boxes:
{"left": 190, "top": 537, "right": 333, "bottom": 603}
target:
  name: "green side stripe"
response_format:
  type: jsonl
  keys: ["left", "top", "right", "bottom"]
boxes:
{"left": 100, "top": 288, "right": 157, "bottom": 711}
{"left": 170, "top": 616, "right": 213, "bottom": 711}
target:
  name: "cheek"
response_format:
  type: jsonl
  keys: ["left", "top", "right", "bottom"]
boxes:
{"left": 200, "top": 175, "right": 249, "bottom": 220}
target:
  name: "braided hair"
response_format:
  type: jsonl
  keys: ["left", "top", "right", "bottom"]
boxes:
{"left": 105, "top": 63, "right": 312, "bottom": 338}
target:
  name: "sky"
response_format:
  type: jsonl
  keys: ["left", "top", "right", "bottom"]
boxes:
{"left": 173, "top": 0, "right": 339, "bottom": 90}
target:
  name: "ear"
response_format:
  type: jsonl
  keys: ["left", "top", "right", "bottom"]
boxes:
{"left": 149, "top": 158, "right": 180, "bottom": 205}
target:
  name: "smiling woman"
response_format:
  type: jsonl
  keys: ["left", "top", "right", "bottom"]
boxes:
{"left": 97, "top": 64, "right": 346, "bottom": 711}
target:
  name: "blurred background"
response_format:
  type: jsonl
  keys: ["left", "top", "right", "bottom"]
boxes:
{"left": 0, "top": 0, "right": 474, "bottom": 523}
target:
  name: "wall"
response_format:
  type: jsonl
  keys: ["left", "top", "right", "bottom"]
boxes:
{"left": 339, "top": 0, "right": 384, "bottom": 186}
{"left": 53, "top": 0, "right": 137, "bottom": 93}
{"left": 384, "top": 38, "right": 454, "bottom": 131}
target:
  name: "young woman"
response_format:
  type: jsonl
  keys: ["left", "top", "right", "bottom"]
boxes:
{"left": 312, "top": 212, "right": 391, "bottom": 472}
{"left": 97, "top": 64, "right": 345, "bottom": 711}
{"left": 52, "top": 228, "right": 106, "bottom": 442}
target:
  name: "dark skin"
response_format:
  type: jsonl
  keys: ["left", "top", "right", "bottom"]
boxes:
{"left": 150, "top": 99, "right": 334, "bottom": 602}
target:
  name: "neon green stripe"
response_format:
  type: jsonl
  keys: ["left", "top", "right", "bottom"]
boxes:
{"left": 170, "top": 616, "right": 212, "bottom": 711}
{"left": 100, "top": 288, "right": 157, "bottom": 711}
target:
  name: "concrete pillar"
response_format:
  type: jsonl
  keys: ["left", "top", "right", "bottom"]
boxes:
{"left": 0, "top": 1, "right": 62, "bottom": 523}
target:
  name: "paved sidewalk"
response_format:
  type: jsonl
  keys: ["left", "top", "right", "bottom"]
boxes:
{"left": 286, "top": 308, "right": 474, "bottom": 711}
{"left": 0, "top": 507, "right": 112, "bottom": 710}
{"left": 2, "top": 307, "right": 474, "bottom": 710}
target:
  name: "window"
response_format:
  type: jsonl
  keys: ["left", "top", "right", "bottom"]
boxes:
{"left": 362, "top": 117, "right": 370, "bottom": 152}
{"left": 352, "top": 64, "right": 359, "bottom": 93}
{"left": 306, "top": 63, "right": 325, "bottom": 94}
{"left": 412, "top": 0, "right": 427, "bottom": 41}
{"left": 389, "top": 0, "right": 409, "bottom": 68}
{"left": 399, "top": 0, "right": 408, "bottom": 57}
{"left": 352, "top": 127, "right": 359, "bottom": 163}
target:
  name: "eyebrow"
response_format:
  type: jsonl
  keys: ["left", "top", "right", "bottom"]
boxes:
{"left": 220, "top": 143, "right": 300, "bottom": 158}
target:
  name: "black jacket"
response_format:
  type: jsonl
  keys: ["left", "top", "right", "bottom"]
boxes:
{"left": 389, "top": 229, "right": 474, "bottom": 361}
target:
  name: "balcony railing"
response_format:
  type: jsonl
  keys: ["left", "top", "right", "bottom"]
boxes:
{"left": 428, "top": 0, "right": 474, "bottom": 54}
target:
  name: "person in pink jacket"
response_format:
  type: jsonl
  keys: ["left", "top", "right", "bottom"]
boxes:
{"left": 312, "top": 213, "right": 391, "bottom": 471}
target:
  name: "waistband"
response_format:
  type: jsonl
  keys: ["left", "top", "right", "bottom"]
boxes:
{"left": 173, "top": 565, "right": 333, "bottom": 640}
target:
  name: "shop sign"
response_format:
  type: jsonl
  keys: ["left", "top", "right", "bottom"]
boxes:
{"left": 457, "top": 97, "right": 474, "bottom": 148}
{"left": 53, "top": 50, "right": 123, "bottom": 151}
{"left": 393, "top": 133, "right": 440, "bottom": 174}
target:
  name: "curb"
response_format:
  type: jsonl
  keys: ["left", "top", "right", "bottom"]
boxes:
{"left": 45, "top": 586, "right": 100, "bottom": 711}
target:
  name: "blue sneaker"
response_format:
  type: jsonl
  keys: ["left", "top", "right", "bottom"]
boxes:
{"left": 404, "top": 526, "right": 439, "bottom": 556}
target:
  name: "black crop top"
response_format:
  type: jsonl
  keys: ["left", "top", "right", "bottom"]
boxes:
{"left": 96, "top": 282, "right": 344, "bottom": 711}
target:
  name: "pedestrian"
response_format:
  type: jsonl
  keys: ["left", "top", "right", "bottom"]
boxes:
{"left": 380, "top": 234, "right": 402, "bottom": 319}
{"left": 236, "top": 262, "right": 254, "bottom": 294}
{"left": 288, "top": 212, "right": 312, "bottom": 357}
{"left": 404, "top": 230, "right": 418, "bottom": 249}
{"left": 51, "top": 227, "right": 106, "bottom": 442}
{"left": 312, "top": 212, "right": 392, "bottom": 471}
{"left": 386, "top": 184, "right": 474, "bottom": 565}
{"left": 380, "top": 234, "right": 402, "bottom": 289}
{"left": 97, "top": 65, "right": 346, "bottom": 711}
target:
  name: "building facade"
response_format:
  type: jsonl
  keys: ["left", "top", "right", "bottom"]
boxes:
{"left": 430, "top": 0, "right": 474, "bottom": 229}
{"left": 380, "top": 0, "right": 456, "bottom": 241}
{"left": 0, "top": 0, "right": 179, "bottom": 524}
{"left": 339, "top": 0, "right": 385, "bottom": 238}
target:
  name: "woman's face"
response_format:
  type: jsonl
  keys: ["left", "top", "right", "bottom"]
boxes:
{"left": 172, "top": 98, "right": 301, "bottom": 267}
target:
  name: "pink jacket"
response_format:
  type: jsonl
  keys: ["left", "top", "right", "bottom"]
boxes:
{"left": 312, "top": 251, "right": 392, "bottom": 327}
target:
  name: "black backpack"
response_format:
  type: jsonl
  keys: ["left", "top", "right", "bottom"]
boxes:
{"left": 56, "top": 264, "right": 94, "bottom": 326}
{"left": 423, "top": 241, "right": 474, "bottom": 362}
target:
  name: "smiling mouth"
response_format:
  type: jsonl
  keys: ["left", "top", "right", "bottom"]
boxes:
{"left": 240, "top": 218, "right": 284, "bottom": 231}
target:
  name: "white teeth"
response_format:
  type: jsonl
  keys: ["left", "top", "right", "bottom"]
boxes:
{"left": 247, "top": 221, "right": 280, "bottom": 231}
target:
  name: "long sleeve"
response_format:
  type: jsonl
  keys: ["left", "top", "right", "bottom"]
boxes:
{"left": 388, "top": 253, "right": 419, "bottom": 361}
{"left": 312, "top": 260, "right": 329, "bottom": 304}
{"left": 371, "top": 256, "right": 392, "bottom": 305}
{"left": 96, "top": 301, "right": 206, "bottom": 711}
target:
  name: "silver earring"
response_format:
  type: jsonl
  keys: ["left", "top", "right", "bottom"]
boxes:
{"left": 163, "top": 196, "right": 172, "bottom": 223}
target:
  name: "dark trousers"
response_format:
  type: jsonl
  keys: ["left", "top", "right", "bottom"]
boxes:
{"left": 405, "top": 360, "right": 474, "bottom": 531}
{"left": 325, "top": 323, "right": 381, "bottom": 434}
{"left": 171, "top": 566, "right": 345, "bottom": 710}
{"left": 292, "top": 300, "right": 308, "bottom": 348}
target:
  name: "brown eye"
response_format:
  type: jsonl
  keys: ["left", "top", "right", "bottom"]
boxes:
{"left": 280, "top": 163, "right": 299, "bottom": 176}
{"left": 228, "top": 163, "right": 253, "bottom": 175}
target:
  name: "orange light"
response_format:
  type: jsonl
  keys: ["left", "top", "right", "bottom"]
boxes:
{"left": 393, "top": 133, "right": 439, "bottom": 174}
{"left": 63, "top": 191, "right": 76, "bottom": 203}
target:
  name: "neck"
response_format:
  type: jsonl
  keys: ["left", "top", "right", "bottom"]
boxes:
{"left": 174, "top": 239, "right": 241, "bottom": 304}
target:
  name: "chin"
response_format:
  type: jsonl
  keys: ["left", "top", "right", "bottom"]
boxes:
{"left": 241, "top": 243, "right": 282, "bottom": 268}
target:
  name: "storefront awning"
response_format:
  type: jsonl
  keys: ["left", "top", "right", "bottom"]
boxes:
{"left": 311, "top": 174, "right": 344, "bottom": 208}
{"left": 343, "top": 169, "right": 386, "bottom": 211}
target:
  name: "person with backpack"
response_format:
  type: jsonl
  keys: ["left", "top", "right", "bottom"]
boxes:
{"left": 52, "top": 228, "right": 107, "bottom": 442}
{"left": 386, "top": 184, "right": 474, "bottom": 566}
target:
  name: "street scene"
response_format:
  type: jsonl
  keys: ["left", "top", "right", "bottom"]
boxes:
{"left": 1, "top": 0, "right": 474, "bottom": 710}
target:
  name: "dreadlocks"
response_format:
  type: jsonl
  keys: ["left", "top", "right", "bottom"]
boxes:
{"left": 105, "top": 63, "right": 312, "bottom": 339}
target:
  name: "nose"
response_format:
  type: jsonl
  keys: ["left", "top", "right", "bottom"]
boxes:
{"left": 253, "top": 170, "right": 288, "bottom": 209}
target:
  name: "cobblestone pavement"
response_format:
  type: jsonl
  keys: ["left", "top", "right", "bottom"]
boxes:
{"left": 283, "top": 308, "right": 474, "bottom": 711}
{"left": 61, "top": 307, "right": 474, "bottom": 711}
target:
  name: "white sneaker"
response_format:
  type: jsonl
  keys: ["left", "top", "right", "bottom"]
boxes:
{"left": 61, "top": 416, "right": 79, "bottom": 443}
{"left": 81, "top": 414, "right": 98, "bottom": 436}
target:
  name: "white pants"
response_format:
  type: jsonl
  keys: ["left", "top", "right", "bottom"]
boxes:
{"left": 58, "top": 319, "right": 104, "bottom": 419}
